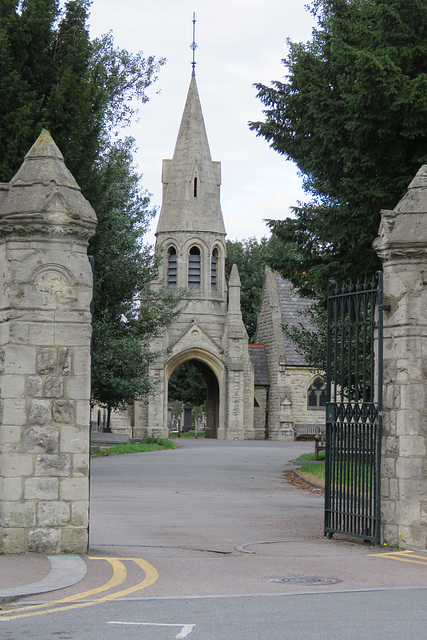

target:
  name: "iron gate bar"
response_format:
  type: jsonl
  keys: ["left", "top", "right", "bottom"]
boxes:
{"left": 325, "top": 272, "right": 384, "bottom": 544}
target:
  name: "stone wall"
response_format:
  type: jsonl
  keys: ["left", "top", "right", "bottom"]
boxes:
{"left": 256, "top": 268, "right": 325, "bottom": 440}
{"left": 374, "top": 165, "right": 427, "bottom": 550}
{"left": 0, "top": 131, "right": 96, "bottom": 554}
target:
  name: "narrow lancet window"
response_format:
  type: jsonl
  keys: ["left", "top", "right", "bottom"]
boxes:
{"left": 211, "top": 248, "right": 218, "bottom": 290}
{"left": 168, "top": 247, "right": 177, "bottom": 288}
{"left": 188, "top": 246, "right": 201, "bottom": 288}
{"left": 193, "top": 177, "right": 198, "bottom": 197}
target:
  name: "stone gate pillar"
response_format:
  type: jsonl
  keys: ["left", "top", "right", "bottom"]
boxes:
{"left": 0, "top": 131, "right": 97, "bottom": 554}
{"left": 373, "top": 165, "right": 427, "bottom": 550}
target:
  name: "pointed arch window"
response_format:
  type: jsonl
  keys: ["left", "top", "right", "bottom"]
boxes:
{"left": 193, "top": 177, "right": 198, "bottom": 198}
{"left": 307, "top": 376, "right": 326, "bottom": 410}
{"left": 167, "top": 246, "right": 177, "bottom": 288}
{"left": 188, "top": 246, "right": 201, "bottom": 288}
{"left": 211, "top": 248, "right": 218, "bottom": 290}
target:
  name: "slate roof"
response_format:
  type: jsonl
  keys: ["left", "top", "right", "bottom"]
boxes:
{"left": 275, "top": 273, "right": 315, "bottom": 367}
{"left": 248, "top": 344, "right": 269, "bottom": 386}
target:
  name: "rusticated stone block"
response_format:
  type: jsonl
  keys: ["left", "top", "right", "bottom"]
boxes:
{"left": 37, "top": 501, "right": 70, "bottom": 527}
{"left": 1, "top": 527, "right": 26, "bottom": 554}
{"left": 71, "top": 501, "right": 89, "bottom": 527}
{"left": 58, "top": 347, "right": 71, "bottom": 375}
{"left": 37, "top": 347, "right": 57, "bottom": 374}
{"left": 53, "top": 400, "right": 74, "bottom": 423}
{"left": 399, "top": 435, "right": 426, "bottom": 457}
{"left": 382, "top": 456, "right": 396, "bottom": 478}
{"left": 1, "top": 502, "right": 35, "bottom": 527}
{"left": 60, "top": 426, "right": 88, "bottom": 453}
{"left": 76, "top": 400, "right": 90, "bottom": 427}
{"left": 3, "top": 398, "right": 27, "bottom": 426}
{"left": 0, "top": 425, "right": 21, "bottom": 445}
{"left": 385, "top": 436, "right": 398, "bottom": 455}
{"left": 65, "top": 376, "right": 90, "bottom": 400}
{"left": 44, "top": 376, "right": 64, "bottom": 398}
{"left": 2, "top": 478, "right": 23, "bottom": 501}
{"left": 396, "top": 456, "right": 423, "bottom": 479}
{"left": 28, "top": 528, "right": 59, "bottom": 554}
{"left": 24, "top": 477, "right": 59, "bottom": 500}
{"left": 2, "top": 453, "right": 34, "bottom": 477}
{"left": 29, "top": 399, "right": 52, "bottom": 425}
{"left": 2, "top": 375, "right": 25, "bottom": 398}
{"left": 72, "top": 454, "right": 89, "bottom": 477}
{"left": 27, "top": 376, "right": 42, "bottom": 397}
{"left": 60, "top": 477, "right": 89, "bottom": 501}
{"left": 23, "top": 425, "right": 59, "bottom": 453}
{"left": 5, "top": 345, "right": 36, "bottom": 375}
{"left": 60, "top": 527, "right": 88, "bottom": 554}
{"left": 35, "top": 454, "right": 72, "bottom": 477}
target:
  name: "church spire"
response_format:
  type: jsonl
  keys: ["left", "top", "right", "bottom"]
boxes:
{"left": 155, "top": 71, "right": 226, "bottom": 236}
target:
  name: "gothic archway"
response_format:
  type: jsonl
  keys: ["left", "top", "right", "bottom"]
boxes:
{"left": 166, "top": 349, "right": 224, "bottom": 439}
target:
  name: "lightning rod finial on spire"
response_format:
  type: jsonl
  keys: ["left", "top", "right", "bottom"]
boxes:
{"left": 190, "top": 12, "right": 198, "bottom": 76}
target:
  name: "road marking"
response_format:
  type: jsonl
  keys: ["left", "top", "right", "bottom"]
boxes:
{"left": 108, "top": 621, "right": 195, "bottom": 638}
{"left": 0, "top": 558, "right": 128, "bottom": 617}
{"left": 369, "top": 550, "right": 427, "bottom": 566}
{"left": 0, "top": 557, "right": 159, "bottom": 621}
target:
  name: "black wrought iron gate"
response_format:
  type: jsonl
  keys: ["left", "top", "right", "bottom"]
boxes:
{"left": 325, "top": 272, "right": 386, "bottom": 544}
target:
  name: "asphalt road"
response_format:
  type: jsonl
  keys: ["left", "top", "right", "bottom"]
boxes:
{"left": 1, "top": 439, "right": 426, "bottom": 638}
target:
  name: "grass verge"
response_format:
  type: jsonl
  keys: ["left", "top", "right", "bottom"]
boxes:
{"left": 91, "top": 437, "right": 175, "bottom": 457}
{"left": 169, "top": 431, "right": 205, "bottom": 438}
{"left": 296, "top": 450, "right": 325, "bottom": 462}
{"left": 299, "top": 461, "right": 325, "bottom": 479}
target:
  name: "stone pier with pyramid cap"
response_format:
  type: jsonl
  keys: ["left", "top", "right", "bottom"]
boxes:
{"left": 373, "top": 165, "right": 427, "bottom": 550}
{"left": 0, "top": 131, "right": 97, "bottom": 554}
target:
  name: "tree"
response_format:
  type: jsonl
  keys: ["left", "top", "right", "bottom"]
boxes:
{"left": 168, "top": 363, "right": 207, "bottom": 407}
{"left": 0, "top": 0, "right": 182, "bottom": 424}
{"left": 250, "top": 0, "right": 427, "bottom": 304}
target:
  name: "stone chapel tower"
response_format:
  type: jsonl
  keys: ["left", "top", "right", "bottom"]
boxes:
{"left": 133, "top": 72, "right": 255, "bottom": 439}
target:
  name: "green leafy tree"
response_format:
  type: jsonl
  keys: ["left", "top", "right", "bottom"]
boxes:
{"left": 250, "top": 0, "right": 427, "bottom": 304}
{"left": 168, "top": 363, "right": 207, "bottom": 407}
{"left": 0, "top": 0, "right": 182, "bottom": 426}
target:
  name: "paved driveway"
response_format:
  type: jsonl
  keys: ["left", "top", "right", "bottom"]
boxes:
{"left": 87, "top": 438, "right": 427, "bottom": 597}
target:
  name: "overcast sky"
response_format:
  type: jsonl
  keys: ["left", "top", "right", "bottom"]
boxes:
{"left": 88, "top": 0, "right": 315, "bottom": 244}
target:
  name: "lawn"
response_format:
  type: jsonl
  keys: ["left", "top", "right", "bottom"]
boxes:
{"left": 91, "top": 438, "right": 175, "bottom": 456}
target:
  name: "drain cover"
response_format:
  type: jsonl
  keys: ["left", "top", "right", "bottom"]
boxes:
{"left": 264, "top": 576, "right": 341, "bottom": 586}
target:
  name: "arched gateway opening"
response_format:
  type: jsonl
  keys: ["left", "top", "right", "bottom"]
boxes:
{"left": 166, "top": 349, "right": 223, "bottom": 439}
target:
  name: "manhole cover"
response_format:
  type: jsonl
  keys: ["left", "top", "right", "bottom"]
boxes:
{"left": 264, "top": 576, "right": 341, "bottom": 586}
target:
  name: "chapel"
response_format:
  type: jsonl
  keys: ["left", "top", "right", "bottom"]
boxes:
{"left": 129, "top": 69, "right": 325, "bottom": 440}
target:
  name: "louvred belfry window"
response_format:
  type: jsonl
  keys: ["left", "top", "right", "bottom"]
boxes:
{"left": 168, "top": 247, "right": 177, "bottom": 288}
{"left": 211, "top": 248, "right": 218, "bottom": 289}
{"left": 188, "top": 246, "right": 201, "bottom": 288}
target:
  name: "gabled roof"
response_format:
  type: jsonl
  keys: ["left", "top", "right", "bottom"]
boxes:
{"left": 275, "top": 273, "right": 315, "bottom": 367}
{"left": 248, "top": 344, "right": 269, "bottom": 386}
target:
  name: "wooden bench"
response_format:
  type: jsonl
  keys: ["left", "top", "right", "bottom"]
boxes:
{"left": 293, "top": 424, "right": 326, "bottom": 460}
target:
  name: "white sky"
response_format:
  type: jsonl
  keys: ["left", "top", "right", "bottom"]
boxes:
{"left": 88, "top": 0, "right": 315, "bottom": 244}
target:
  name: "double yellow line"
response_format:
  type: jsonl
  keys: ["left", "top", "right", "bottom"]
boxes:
{"left": 370, "top": 550, "right": 427, "bottom": 566}
{"left": 0, "top": 557, "right": 158, "bottom": 621}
